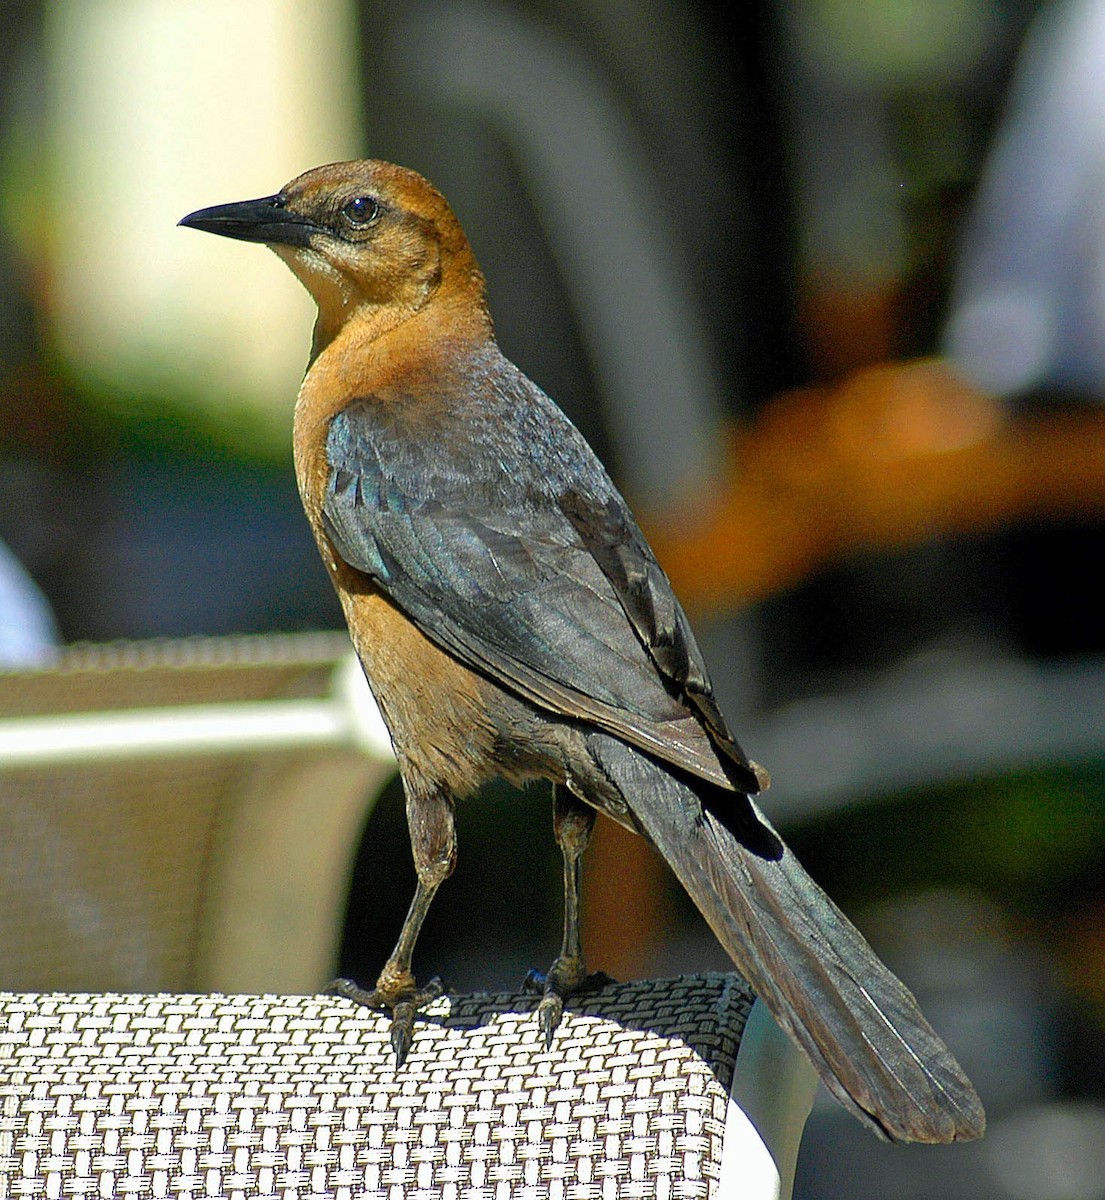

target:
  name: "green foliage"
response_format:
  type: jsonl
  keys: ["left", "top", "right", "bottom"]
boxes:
{"left": 786, "top": 761, "right": 1105, "bottom": 915}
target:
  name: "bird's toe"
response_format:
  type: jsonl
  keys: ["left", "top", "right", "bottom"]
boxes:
{"left": 326, "top": 974, "right": 447, "bottom": 1066}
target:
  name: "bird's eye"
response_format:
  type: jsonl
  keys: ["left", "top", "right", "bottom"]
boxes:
{"left": 341, "top": 196, "right": 380, "bottom": 228}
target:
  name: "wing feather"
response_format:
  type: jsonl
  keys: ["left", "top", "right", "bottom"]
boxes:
{"left": 322, "top": 376, "right": 760, "bottom": 792}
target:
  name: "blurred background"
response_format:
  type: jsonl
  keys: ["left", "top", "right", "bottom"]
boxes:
{"left": 2, "top": 0, "right": 1105, "bottom": 1195}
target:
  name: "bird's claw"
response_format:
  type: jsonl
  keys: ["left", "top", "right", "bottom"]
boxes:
{"left": 326, "top": 975, "right": 446, "bottom": 1067}
{"left": 390, "top": 998, "right": 417, "bottom": 1065}
{"left": 521, "top": 961, "right": 615, "bottom": 1047}
{"left": 537, "top": 992, "right": 565, "bottom": 1049}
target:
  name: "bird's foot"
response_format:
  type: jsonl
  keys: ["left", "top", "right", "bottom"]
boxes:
{"left": 327, "top": 974, "right": 446, "bottom": 1066}
{"left": 521, "top": 959, "right": 615, "bottom": 1047}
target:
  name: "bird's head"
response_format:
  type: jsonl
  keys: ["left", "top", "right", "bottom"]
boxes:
{"left": 180, "top": 159, "right": 487, "bottom": 355}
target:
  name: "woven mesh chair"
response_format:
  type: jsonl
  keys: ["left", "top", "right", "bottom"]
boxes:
{"left": 0, "top": 980, "right": 814, "bottom": 1199}
{"left": 0, "top": 635, "right": 816, "bottom": 1198}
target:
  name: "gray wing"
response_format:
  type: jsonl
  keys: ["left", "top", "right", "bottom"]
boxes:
{"left": 322, "top": 393, "right": 761, "bottom": 792}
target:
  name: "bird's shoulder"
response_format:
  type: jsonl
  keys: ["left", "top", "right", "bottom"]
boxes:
{"left": 326, "top": 344, "right": 607, "bottom": 507}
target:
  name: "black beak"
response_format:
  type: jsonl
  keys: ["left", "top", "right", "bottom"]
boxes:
{"left": 179, "top": 194, "right": 318, "bottom": 248}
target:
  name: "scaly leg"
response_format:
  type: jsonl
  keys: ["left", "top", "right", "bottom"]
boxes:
{"left": 329, "top": 784, "right": 455, "bottom": 1065}
{"left": 526, "top": 784, "right": 612, "bottom": 1045}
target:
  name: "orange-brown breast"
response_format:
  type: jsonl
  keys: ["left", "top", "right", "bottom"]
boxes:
{"left": 291, "top": 310, "right": 505, "bottom": 798}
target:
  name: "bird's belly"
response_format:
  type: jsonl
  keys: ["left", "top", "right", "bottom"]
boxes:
{"left": 336, "top": 581, "right": 516, "bottom": 797}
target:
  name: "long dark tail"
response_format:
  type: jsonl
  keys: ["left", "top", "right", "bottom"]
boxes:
{"left": 586, "top": 732, "right": 985, "bottom": 1144}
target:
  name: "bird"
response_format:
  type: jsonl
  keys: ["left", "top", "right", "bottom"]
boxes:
{"left": 180, "top": 159, "right": 985, "bottom": 1144}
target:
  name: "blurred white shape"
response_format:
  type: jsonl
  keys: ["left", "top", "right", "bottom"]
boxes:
{"left": 45, "top": 0, "right": 363, "bottom": 440}
{"left": 0, "top": 654, "right": 393, "bottom": 768}
{"left": 945, "top": 0, "right": 1105, "bottom": 400}
{"left": 948, "top": 287, "right": 1055, "bottom": 397}
{"left": 725, "top": 998, "right": 817, "bottom": 1200}
{"left": 331, "top": 652, "right": 396, "bottom": 761}
{"left": 0, "top": 540, "right": 58, "bottom": 667}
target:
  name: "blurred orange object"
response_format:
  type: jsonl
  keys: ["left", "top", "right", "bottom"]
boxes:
{"left": 647, "top": 359, "right": 1105, "bottom": 616}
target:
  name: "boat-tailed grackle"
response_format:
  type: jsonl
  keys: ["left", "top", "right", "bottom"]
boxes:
{"left": 181, "top": 160, "right": 984, "bottom": 1144}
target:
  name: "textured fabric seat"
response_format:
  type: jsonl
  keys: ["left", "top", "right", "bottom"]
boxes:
{"left": 0, "top": 976, "right": 813, "bottom": 1200}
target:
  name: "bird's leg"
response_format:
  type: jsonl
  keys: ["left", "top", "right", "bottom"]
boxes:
{"left": 328, "top": 785, "right": 455, "bottom": 1066}
{"left": 524, "top": 785, "right": 612, "bottom": 1046}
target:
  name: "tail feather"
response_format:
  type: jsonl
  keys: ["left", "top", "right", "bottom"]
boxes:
{"left": 587, "top": 733, "right": 985, "bottom": 1144}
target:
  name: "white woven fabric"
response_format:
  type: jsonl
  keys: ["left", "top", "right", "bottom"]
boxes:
{"left": 0, "top": 975, "right": 755, "bottom": 1199}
